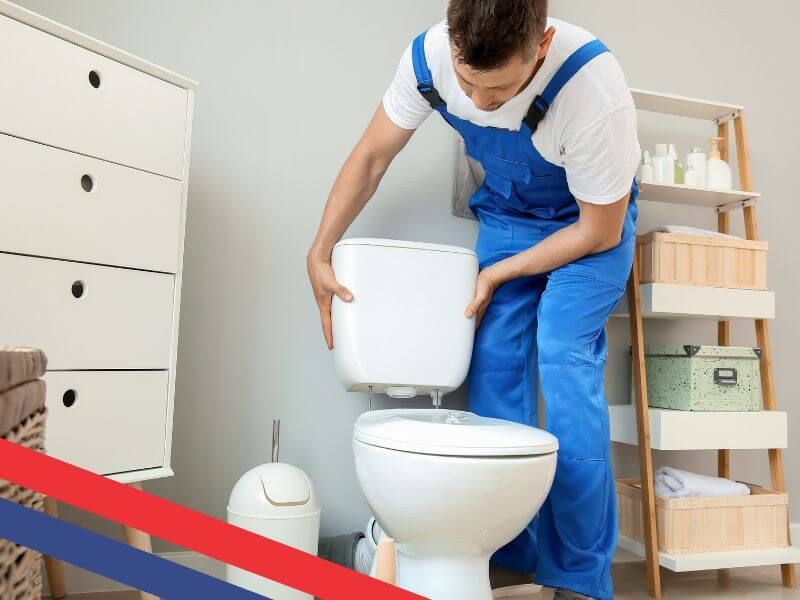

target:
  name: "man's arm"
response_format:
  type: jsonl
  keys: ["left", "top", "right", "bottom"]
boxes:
{"left": 466, "top": 194, "right": 630, "bottom": 322}
{"left": 308, "top": 105, "right": 415, "bottom": 349}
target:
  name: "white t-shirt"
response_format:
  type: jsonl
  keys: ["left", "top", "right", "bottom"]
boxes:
{"left": 383, "top": 18, "right": 640, "bottom": 205}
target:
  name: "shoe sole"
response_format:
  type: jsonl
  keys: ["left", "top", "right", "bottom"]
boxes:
{"left": 493, "top": 583, "right": 543, "bottom": 598}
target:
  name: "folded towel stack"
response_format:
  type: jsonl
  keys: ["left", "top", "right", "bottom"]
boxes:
{"left": 654, "top": 466, "right": 751, "bottom": 498}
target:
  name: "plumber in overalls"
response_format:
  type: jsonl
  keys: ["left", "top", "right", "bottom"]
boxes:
{"left": 308, "top": 2, "right": 640, "bottom": 599}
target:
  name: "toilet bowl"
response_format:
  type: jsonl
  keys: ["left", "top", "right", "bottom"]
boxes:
{"left": 353, "top": 408, "right": 557, "bottom": 600}
{"left": 330, "top": 239, "right": 558, "bottom": 599}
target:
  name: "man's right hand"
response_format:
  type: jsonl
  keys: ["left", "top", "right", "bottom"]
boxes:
{"left": 307, "top": 253, "right": 353, "bottom": 350}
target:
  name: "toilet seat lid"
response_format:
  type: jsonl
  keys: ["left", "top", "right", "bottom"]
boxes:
{"left": 353, "top": 409, "right": 558, "bottom": 457}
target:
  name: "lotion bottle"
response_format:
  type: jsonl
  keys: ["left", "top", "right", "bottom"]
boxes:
{"left": 639, "top": 150, "right": 654, "bottom": 183}
{"left": 706, "top": 137, "right": 732, "bottom": 190}
{"left": 669, "top": 144, "right": 684, "bottom": 184}
{"left": 684, "top": 162, "right": 700, "bottom": 187}
{"left": 652, "top": 143, "right": 674, "bottom": 184}
{"left": 686, "top": 147, "right": 707, "bottom": 188}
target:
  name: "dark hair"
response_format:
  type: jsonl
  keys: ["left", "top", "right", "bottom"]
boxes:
{"left": 447, "top": 0, "right": 547, "bottom": 70}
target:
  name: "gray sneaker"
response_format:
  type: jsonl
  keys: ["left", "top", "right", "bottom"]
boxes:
{"left": 552, "top": 588, "right": 598, "bottom": 600}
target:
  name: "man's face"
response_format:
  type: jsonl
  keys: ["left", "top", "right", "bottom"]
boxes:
{"left": 451, "top": 27, "right": 554, "bottom": 112}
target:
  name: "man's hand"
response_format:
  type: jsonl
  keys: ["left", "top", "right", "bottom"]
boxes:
{"left": 307, "top": 254, "right": 353, "bottom": 350}
{"left": 465, "top": 266, "right": 500, "bottom": 328}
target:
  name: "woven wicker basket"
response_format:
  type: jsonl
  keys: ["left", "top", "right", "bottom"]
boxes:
{"left": 0, "top": 408, "right": 47, "bottom": 600}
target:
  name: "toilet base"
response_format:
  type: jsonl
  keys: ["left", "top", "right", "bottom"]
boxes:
{"left": 396, "top": 549, "right": 492, "bottom": 600}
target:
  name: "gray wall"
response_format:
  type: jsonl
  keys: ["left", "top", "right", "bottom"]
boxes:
{"left": 13, "top": 0, "right": 797, "bottom": 565}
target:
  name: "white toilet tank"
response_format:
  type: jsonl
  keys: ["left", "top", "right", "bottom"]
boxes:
{"left": 331, "top": 238, "right": 478, "bottom": 399}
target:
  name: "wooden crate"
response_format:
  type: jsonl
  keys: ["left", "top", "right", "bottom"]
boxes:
{"left": 617, "top": 479, "right": 788, "bottom": 554}
{"left": 637, "top": 233, "right": 768, "bottom": 290}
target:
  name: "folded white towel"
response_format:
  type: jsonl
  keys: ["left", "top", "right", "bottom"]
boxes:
{"left": 654, "top": 466, "right": 750, "bottom": 498}
{"left": 647, "top": 225, "right": 742, "bottom": 240}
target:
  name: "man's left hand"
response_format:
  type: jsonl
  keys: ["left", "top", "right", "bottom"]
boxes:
{"left": 465, "top": 266, "right": 500, "bottom": 327}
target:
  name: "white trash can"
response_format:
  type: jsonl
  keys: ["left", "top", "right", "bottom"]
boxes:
{"left": 226, "top": 421, "right": 320, "bottom": 599}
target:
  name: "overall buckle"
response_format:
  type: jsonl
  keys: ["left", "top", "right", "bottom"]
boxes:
{"left": 524, "top": 95, "right": 550, "bottom": 133}
{"left": 417, "top": 82, "right": 446, "bottom": 108}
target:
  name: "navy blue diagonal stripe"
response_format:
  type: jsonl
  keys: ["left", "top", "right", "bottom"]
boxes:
{"left": 0, "top": 497, "right": 269, "bottom": 599}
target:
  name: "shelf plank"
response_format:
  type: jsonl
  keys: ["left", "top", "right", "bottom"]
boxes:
{"left": 617, "top": 535, "right": 800, "bottom": 572}
{"left": 609, "top": 405, "right": 787, "bottom": 450}
{"left": 638, "top": 181, "right": 760, "bottom": 209}
{"left": 631, "top": 88, "right": 742, "bottom": 122}
{"left": 612, "top": 284, "right": 775, "bottom": 320}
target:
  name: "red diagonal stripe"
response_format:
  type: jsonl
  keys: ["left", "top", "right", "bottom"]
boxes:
{"left": 0, "top": 439, "right": 424, "bottom": 599}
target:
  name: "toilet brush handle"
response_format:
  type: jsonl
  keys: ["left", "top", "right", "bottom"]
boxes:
{"left": 272, "top": 419, "right": 280, "bottom": 463}
{"left": 375, "top": 537, "right": 397, "bottom": 586}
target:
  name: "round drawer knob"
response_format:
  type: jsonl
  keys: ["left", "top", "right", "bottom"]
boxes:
{"left": 88, "top": 70, "right": 102, "bottom": 89}
{"left": 62, "top": 389, "right": 78, "bottom": 408}
{"left": 81, "top": 174, "right": 95, "bottom": 193}
{"left": 71, "top": 280, "right": 86, "bottom": 299}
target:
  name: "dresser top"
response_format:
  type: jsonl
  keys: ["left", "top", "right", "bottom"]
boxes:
{"left": 1, "top": 0, "right": 197, "bottom": 90}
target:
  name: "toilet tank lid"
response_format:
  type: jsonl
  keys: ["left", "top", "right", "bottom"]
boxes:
{"left": 354, "top": 409, "right": 558, "bottom": 457}
{"left": 334, "top": 238, "right": 477, "bottom": 257}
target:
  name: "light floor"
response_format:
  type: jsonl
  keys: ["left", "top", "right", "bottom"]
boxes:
{"left": 56, "top": 562, "right": 800, "bottom": 600}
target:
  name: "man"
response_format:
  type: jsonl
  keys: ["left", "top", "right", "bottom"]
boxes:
{"left": 307, "top": 1, "right": 639, "bottom": 598}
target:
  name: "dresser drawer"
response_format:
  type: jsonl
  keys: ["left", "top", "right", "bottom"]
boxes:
{"left": 0, "top": 253, "right": 174, "bottom": 370}
{"left": 0, "top": 14, "right": 187, "bottom": 179}
{"left": 43, "top": 371, "right": 168, "bottom": 475}
{"left": 0, "top": 134, "right": 183, "bottom": 273}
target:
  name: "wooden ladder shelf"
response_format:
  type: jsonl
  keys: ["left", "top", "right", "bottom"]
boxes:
{"left": 622, "top": 90, "right": 798, "bottom": 597}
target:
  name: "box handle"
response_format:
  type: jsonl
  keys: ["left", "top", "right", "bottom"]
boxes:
{"left": 62, "top": 389, "right": 77, "bottom": 407}
{"left": 714, "top": 367, "right": 738, "bottom": 385}
{"left": 71, "top": 280, "right": 86, "bottom": 299}
{"left": 88, "top": 70, "right": 102, "bottom": 89}
{"left": 81, "top": 174, "right": 95, "bottom": 193}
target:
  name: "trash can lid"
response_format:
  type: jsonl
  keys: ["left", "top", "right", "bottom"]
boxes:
{"left": 228, "top": 463, "right": 320, "bottom": 519}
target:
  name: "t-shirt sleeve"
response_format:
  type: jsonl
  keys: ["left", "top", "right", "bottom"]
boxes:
{"left": 382, "top": 43, "right": 433, "bottom": 130}
{"left": 561, "top": 106, "right": 641, "bottom": 205}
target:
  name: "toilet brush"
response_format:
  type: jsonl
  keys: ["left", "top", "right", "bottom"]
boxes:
{"left": 374, "top": 537, "right": 397, "bottom": 586}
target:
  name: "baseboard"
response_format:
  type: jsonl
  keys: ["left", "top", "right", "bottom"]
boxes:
{"left": 42, "top": 524, "right": 800, "bottom": 595}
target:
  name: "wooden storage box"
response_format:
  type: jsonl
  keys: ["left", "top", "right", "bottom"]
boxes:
{"left": 617, "top": 479, "right": 788, "bottom": 554}
{"left": 637, "top": 232, "right": 768, "bottom": 290}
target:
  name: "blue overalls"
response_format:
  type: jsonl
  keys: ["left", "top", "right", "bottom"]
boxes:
{"left": 412, "top": 33, "right": 638, "bottom": 600}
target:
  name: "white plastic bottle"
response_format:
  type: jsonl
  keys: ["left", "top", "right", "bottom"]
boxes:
{"left": 706, "top": 137, "right": 732, "bottom": 190}
{"left": 639, "top": 150, "right": 654, "bottom": 183}
{"left": 684, "top": 162, "right": 700, "bottom": 187}
{"left": 669, "top": 144, "right": 684, "bottom": 184}
{"left": 652, "top": 144, "right": 675, "bottom": 184}
{"left": 686, "top": 147, "right": 707, "bottom": 188}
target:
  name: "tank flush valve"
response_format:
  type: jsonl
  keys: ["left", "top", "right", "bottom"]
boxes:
{"left": 385, "top": 386, "right": 417, "bottom": 399}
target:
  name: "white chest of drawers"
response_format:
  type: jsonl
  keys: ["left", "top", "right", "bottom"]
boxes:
{"left": 0, "top": 0, "right": 196, "bottom": 485}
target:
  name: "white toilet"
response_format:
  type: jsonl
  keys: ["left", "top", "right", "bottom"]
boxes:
{"left": 332, "top": 239, "right": 558, "bottom": 600}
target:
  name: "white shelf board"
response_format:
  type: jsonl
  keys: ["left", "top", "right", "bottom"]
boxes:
{"left": 631, "top": 88, "right": 742, "bottom": 122}
{"left": 612, "top": 284, "right": 775, "bottom": 320}
{"left": 638, "top": 181, "right": 759, "bottom": 209}
{"left": 617, "top": 535, "right": 800, "bottom": 572}
{"left": 609, "top": 405, "right": 787, "bottom": 450}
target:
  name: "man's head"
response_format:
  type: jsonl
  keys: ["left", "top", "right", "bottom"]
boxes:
{"left": 447, "top": 0, "right": 553, "bottom": 111}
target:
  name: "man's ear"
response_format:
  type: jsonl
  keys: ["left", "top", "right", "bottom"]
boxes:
{"left": 536, "top": 26, "right": 556, "bottom": 60}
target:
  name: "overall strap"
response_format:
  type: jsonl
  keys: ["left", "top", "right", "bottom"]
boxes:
{"left": 412, "top": 31, "right": 446, "bottom": 109}
{"left": 523, "top": 39, "right": 610, "bottom": 134}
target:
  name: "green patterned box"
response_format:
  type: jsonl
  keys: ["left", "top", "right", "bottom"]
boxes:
{"left": 631, "top": 345, "right": 762, "bottom": 411}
